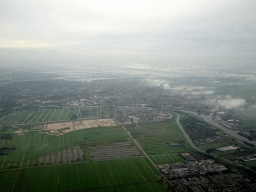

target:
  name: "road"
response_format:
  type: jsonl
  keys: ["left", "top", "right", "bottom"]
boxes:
{"left": 121, "top": 125, "right": 157, "bottom": 167}
{"left": 114, "top": 117, "right": 157, "bottom": 167}
{"left": 116, "top": 115, "right": 251, "bottom": 170}
{"left": 180, "top": 110, "right": 256, "bottom": 145}
{"left": 175, "top": 112, "right": 252, "bottom": 170}
{"left": 175, "top": 113, "right": 206, "bottom": 154}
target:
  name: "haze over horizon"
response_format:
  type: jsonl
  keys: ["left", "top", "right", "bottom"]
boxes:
{"left": 1, "top": 0, "right": 256, "bottom": 70}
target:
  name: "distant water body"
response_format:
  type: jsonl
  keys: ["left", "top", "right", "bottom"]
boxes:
{"left": 180, "top": 110, "right": 256, "bottom": 146}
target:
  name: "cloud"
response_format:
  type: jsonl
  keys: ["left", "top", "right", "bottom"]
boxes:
{"left": 125, "top": 63, "right": 151, "bottom": 69}
{"left": 0, "top": 39, "right": 51, "bottom": 48}
{"left": 191, "top": 90, "right": 214, "bottom": 95}
{"left": 225, "top": 95, "right": 232, "bottom": 99}
{"left": 217, "top": 99, "right": 246, "bottom": 109}
{"left": 145, "top": 78, "right": 171, "bottom": 90}
{"left": 0, "top": 0, "right": 256, "bottom": 67}
{"left": 144, "top": 80, "right": 215, "bottom": 96}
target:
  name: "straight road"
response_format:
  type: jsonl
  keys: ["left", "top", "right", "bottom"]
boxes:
{"left": 121, "top": 125, "right": 157, "bottom": 167}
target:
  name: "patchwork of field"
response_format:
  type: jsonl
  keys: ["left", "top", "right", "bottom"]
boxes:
{"left": 45, "top": 119, "right": 116, "bottom": 135}
{"left": 39, "top": 146, "right": 85, "bottom": 165}
{"left": 0, "top": 157, "right": 166, "bottom": 192}
{"left": 89, "top": 140, "right": 142, "bottom": 160}
{"left": 0, "top": 107, "right": 104, "bottom": 126}
{"left": 0, "top": 111, "right": 192, "bottom": 191}
{"left": 243, "top": 160, "right": 256, "bottom": 167}
{"left": 0, "top": 126, "right": 129, "bottom": 169}
{"left": 14, "top": 118, "right": 117, "bottom": 136}
{"left": 125, "top": 114, "right": 194, "bottom": 155}
{"left": 149, "top": 153, "right": 186, "bottom": 165}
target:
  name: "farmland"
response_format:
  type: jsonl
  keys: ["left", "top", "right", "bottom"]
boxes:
{"left": 0, "top": 157, "right": 166, "bottom": 192}
{"left": 0, "top": 107, "right": 105, "bottom": 126}
{"left": 0, "top": 125, "right": 130, "bottom": 169}
{"left": 149, "top": 153, "right": 186, "bottom": 165}
{"left": 125, "top": 114, "right": 194, "bottom": 155}
{"left": 0, "top": 109, "right": 192, "bottom": 191}
{"left": 89, "top": 140, "right": 142, "bottom": 160}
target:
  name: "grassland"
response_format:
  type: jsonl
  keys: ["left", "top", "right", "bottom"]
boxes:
{"left": 126, "top": 114, "right": 194, "bottom": 155}
{"left": 149, "top": 153, "right": 186, "bottom": 165}
{"left": 196, "top": 129, "right": 244, "bottom": 155}
{"left": 0, "top": 157, "right": 166, "bottom": 192}
{"left": 0, "top": 110, "right": 193, "bottom": 191}
{"left": 242, "top": 120, "right": 256, "bottom": 128}
{"left": 0, "top": 125, "right": 129, "bottom": 169}
{"left": 0, "top": 107, "right": 105, "bottom": 126}
{"left": 242, "top": 160, "right": 256, "bottom": 167}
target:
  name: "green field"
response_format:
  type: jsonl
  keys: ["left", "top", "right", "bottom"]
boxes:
{"left": 149, "top": 153, "right": 185, "bottom": 165}
{"left": 0, "top": 110, "right": 195, "bottom": 191}
{"left": 0, "top": 107, "right": 105, "bottom": 126}
{"left": 0, "top": 157, "right": 165, "bottom": 192}
{"left": 196, "top": 129, "right": 243, "bottom": 153}
{"left": 243, "top": 120, "right": 256, "bottom": 128}
{"left": 242, "top": 160, "right": 256, "bottom": 167}
{"left": 126, "top": 114, "right": 194, "bottom": 155}
{"left": 80, "top": 107, "right": 105, "bottom": 118}
{"left": 0, "top": 125, "right": 129, "bottom": 169}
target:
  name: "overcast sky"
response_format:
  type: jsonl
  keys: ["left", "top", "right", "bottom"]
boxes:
{"left": 1, "top": 0, "right": 256, "bottom": 70}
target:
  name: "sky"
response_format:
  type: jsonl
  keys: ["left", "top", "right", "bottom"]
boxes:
{"left": 1, "top": 0, "right": 256, "bottom": 69}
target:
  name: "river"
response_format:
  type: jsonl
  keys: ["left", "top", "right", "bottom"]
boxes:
{"left": 180, "top": 110, "right": 256, "bottom": 146}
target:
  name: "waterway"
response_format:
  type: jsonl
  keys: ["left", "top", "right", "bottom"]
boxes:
{"left": 180, "top": 110, "right": 256, "bottom": 146}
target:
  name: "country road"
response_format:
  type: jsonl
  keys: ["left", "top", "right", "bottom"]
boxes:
{"left": 175, "top": 112, "right": 252, "bottom": 170}
{"left": 115, "top": 118, "right": 157, "bottom": 167}
{"left": 175, "top": 113, "right": 206, "bottom": 154}
{"left": 115, "top": 115, "right": 252, "bottom": 171}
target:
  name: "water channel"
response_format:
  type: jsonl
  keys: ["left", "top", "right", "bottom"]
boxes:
{"left": 180, "top": 109, "right": 256, "bottom": 146}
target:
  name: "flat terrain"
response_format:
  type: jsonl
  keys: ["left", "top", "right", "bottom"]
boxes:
{"left": 0, "top": 125, "right": 129, "bottom": 169}
{"left": 0, "top": 111, "right": 190, "bottom": 191}
{"left": 125, "top": 114, "right": 194, "bottom": 155}
{"left": 0, "top": 107, "right": 105, "bottom": 126}
{"left": 89, "top": 140, "right": 142, "bottom": 160}
{"left": 0, "top": 157, "right": 166, "bottom": 192}
{"left": 149, "top": 153, "right": 185, "bottom": 165}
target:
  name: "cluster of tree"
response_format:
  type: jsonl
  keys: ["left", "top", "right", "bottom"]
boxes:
{"left": 0, "top": 133, "right": 12, "bottom": 139}
{"left": 2, "top": 125, "right": 12, "bottom": 132}
{"left": 180, "top": 115, "right": 218, "bottom": 140}
{"left": 0, "top": 147, "right": 16, "bottom": 150}
{"left": 249, "top": 129, "right": 256, "bottom": 140}
{"left": 0, "top": 95, "right": 20, "bottom": 117}
{"left": 81, "top": 108, "right": 93, "bottom": 116}
{"left": 206, "top": 148, "right": 216, "bottom": 153}
{"left": 70, "top": 114, "right": 78, "bottom": 120}
{"left": 0, "top": 147, "right": 16, "bottom": 155}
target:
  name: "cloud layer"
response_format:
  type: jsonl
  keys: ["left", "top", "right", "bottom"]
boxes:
{"left": 1, "top": 0, "right": 256, "bottom": 68}
{"left": 218, "top": 99, "right": 246, "bottom": 109}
